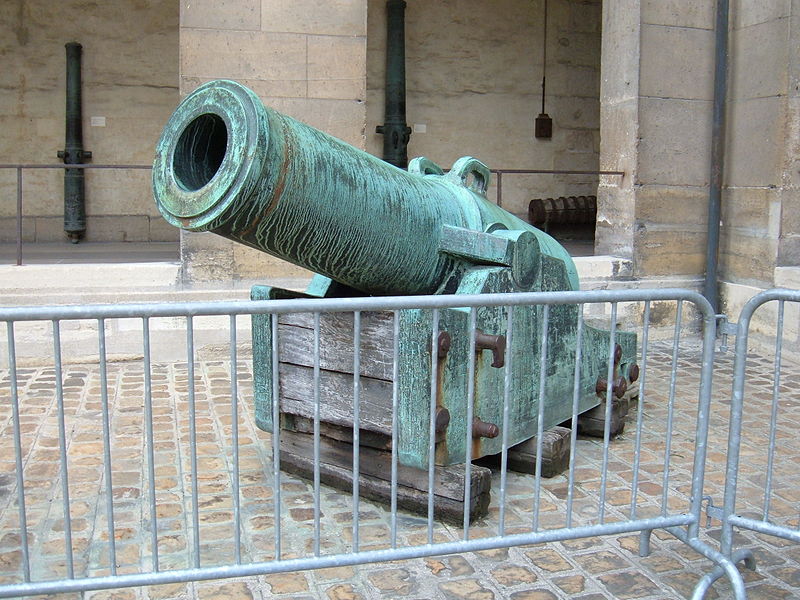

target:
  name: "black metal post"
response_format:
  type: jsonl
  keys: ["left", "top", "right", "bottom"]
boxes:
{"left": 58, "top": 42, "right": 92, "bottom": 243}
{"left": 705, "top": 0, "right": 730, "bottom": 313}
{"left": 16, "top": 167, "right": 23, "bottom": 266}
{"left": 375, "top": 0, "right": 412, "bottom": 168}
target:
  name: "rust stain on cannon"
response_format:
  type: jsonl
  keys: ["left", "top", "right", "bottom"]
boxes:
{"left": 437, "top": 331, "right": 451, "bottom": 359}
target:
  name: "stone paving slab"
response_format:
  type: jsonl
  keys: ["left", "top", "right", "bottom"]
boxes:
{"left": 0, "top": 338, "right": 798, "bottom": 599}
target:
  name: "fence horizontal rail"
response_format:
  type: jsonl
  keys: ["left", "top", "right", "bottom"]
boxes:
{"left": 1, "top": 516, "right": 694, "bottom": 599}
{"left": 0, "top": 288, "right": 711, "bottom": 321}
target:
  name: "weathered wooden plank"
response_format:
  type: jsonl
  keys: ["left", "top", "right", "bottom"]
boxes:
{"left": 577, "top": 396, "right": 630, "bottom": 438}
{"left": 476, "top": 426, "right": 572, "bottom": 478}
{"left": 507, "top": 426, "right": 571, "bottom": 477}
{"left": 283, "top": 414, "right": 392, "bottom": 452}
{"left": 277, "top": 311, "right": 395, "bottom": 381}
{"left": 278, "top": 363, "right": 393, "bottom": 435}
{"left": 279, "top": 429, "right": 491, "bottom": 524}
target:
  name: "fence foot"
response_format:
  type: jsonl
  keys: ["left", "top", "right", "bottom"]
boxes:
{"left": 663, "top": 526, "right": 749, "bottom": 600}
{"left": 686, "top": 545, "right": 753, "bottom": 600}
{"left": 638, "top": 529, "right": 652, "bottom": 557}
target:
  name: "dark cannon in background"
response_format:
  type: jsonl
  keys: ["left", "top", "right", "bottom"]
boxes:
{"left": 152, "top": 80, "right": 638, "bottom": 521}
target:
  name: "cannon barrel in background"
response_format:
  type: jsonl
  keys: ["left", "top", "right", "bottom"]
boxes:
{"left": 58, "top": 42, "right": 92, "bottom": 243}
{"left": 152, "top": 79, "right": 578, "bottom": 295}
{"left": 375, "top": 0, "right": 412, "bottom": 168}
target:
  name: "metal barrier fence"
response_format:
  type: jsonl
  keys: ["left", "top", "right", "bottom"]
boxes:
{"left": 694, "top": 288, "right": 800, "bottom": 596}
{"left": 0, "top": 289, "right": 748, "bottom": 598}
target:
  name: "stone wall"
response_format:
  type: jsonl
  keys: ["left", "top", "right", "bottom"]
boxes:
{"left": 178, "top": 0, "right": 368, "bottom": 283}
{"left": 0, "top": 0, "right": 179, "bottom": 243}
{"left": 366, "top": 0, "right": 602, "bottom": 221}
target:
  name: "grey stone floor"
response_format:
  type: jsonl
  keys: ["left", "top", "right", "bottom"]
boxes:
{"left": 0, "top": 340, "right": 799, "bottom": 599}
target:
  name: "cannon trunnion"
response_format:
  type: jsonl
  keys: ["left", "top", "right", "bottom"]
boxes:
{"left": 153, "top": 80, "right": 637, "bottom": 519}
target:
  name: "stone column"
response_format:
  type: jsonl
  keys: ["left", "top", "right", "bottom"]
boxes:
{"left": 178, "top": 0, "right": 368, "bottom": 285}
{"left": 717, "top": 1, "right": 798, "bottom": 318}
{"left": 599, "top": 0, "right": 716, "bottom": 283}
{"left": 596, "top": 0, "right": 642, "bottom": 260}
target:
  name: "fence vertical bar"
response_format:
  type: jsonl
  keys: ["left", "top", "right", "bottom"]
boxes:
{"left": 6, "top": 321, "right": 30, "bottom": 581}
{"left": 428, "top": 309, "right": 440, "bottom": 543}
{"left": 16, "top": 167, "right": 23, "bottom": 266}
{"left": 390, "top": 310, "right": 400, "bottom": 547}
{"left": 533, "top": 304, "right": 550, "bottom": 532}
{"left": 186, "top": 316, "right": 200, "bottom": 567}
{"left": 686, "top": 297, "right": 718, "bottom": 540}
{"left": 720, "top": 292, "right": 796, "bottom": 557}
{"left": 463, "top": 307, "right": 477, "bottom": 537}
{"left": 498, "top": 306, "right": 514, "bottom": 536}
{"left": 352, "top": 311, "right": 361, "bottom": 552}
{"left": 599, "top": 303, "right": 618, "bottom": 524}
{"left": 97, "top": 318, "right": 117, "bottom": 574}
{"left": 630, "top": 302, "right": 651, "bottom": 520}
{"left": 763, "top": 300, "right": 784, "bottom": 520}
{"left": 142, "top": 318, "right": 159, "bottom": 571}
{"left": 566, "top": 305, "right": 584, "bottom": 528}
{"left": 52, "top": 320, "right": 74, "bottom": 578}
{"left": 313, "top": 312, "right": 321, "bottom": 557}
{"left": 661, "top": 300, "right": 683, "bottom": 517}
{"left": 271, "top": 313, "right": 282, "bottom": 560}
{"left": 230, "top": 315, "right": 242, "bottom": 564}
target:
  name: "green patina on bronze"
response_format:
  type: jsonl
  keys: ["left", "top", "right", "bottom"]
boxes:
{"left": 153, "top": 79, "right": 637, "bottom": 470}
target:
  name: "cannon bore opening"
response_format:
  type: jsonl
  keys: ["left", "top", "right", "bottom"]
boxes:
{"left": 173, "top": 113, "right": 228, "bottom": 191}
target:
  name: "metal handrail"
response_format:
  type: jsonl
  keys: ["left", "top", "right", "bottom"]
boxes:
{"left": 1, "top": 164, "right": 152, "bottom": 266}
{"left": 3, "top": 164, "right": 624, "bottom": 266}
{"left": 491, "top": 168, "right": 625, "bottom": 210}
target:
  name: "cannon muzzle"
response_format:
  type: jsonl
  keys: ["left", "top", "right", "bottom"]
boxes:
{"left": 153, "top": 79, "right": 577, "bottom": 295}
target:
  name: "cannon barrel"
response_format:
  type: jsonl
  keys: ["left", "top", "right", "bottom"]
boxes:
{"left": 58, "top": 42, "right": 92, "bottom": 243}
{"left": 153, "top": 79, "right": 577, "bottom": 295}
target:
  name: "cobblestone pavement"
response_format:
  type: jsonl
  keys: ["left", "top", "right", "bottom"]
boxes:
{"left": 1, "top": 337, "right": 799, "bottom": 599}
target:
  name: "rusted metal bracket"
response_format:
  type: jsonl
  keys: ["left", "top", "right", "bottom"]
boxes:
{"left": 475, "top": 330, "right": 506, "bottom": 368}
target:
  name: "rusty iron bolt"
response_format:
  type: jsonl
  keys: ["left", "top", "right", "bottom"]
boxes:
{"left": 435, "top": 406, "right": 451, "bottom": 433}
{"left": 614, "top": 343, "right": 623, "bottom": 365}
{"left": 472, "top": 418, "right": 500, "bottom": 439}
{"left": 596, "top": 376, "right": 627, "bottom": 400}
{"left": 614, "top": 376, "right": 627, "bottom": 399}
{"left": 437, "top": 331, "right": 451, "bottom": 359}
{"left": 628, "top": 363, "right": 640, "bottom": 384}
